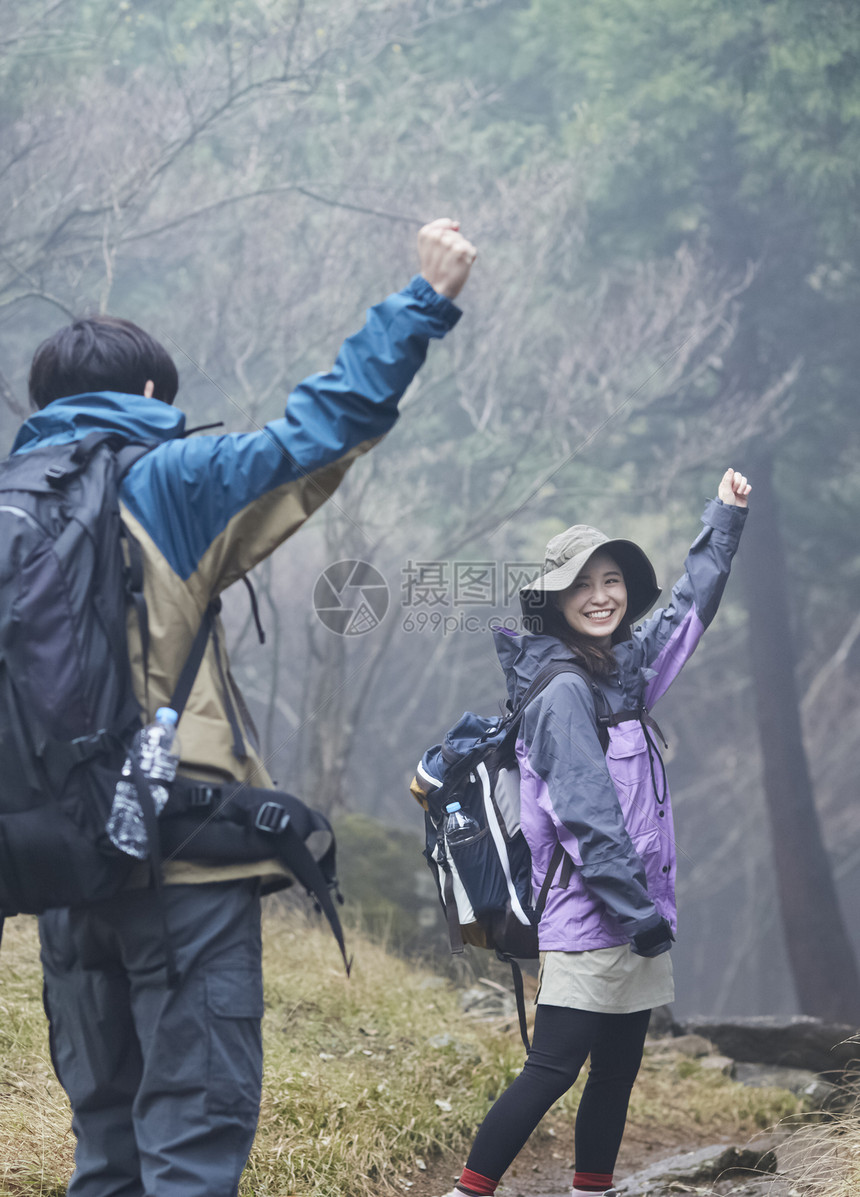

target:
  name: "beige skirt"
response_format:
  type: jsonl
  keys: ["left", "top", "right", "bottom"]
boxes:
{"left": 536, "top": 944, "right": 674, "bottom": 1014}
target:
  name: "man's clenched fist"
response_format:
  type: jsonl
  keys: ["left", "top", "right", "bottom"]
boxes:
{"left": 417, "top": 218, "right": 477, "bottom": 301}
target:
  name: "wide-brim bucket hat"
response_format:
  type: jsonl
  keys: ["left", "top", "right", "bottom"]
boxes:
{"left": 520, "top": 524, "right": 661, "bottom": 626}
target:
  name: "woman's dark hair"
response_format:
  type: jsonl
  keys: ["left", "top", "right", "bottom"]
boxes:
{"left": 28, "top": 315, "right": 179, "bottom": 409}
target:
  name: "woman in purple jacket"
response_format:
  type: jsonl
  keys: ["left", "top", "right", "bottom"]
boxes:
{"left": 446, "top": 469, "right": 751, "bottom": 1197}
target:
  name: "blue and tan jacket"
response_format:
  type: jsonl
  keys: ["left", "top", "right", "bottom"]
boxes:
{"left": 12, "top": 275, "right": 461, "bottom": 881}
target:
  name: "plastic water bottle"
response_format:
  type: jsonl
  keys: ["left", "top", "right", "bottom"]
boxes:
{"left": 444, "top": 801, "right": 480, "bottom": 846}
{"left": 107, "top": 707, "right": 181, "bottom": 859}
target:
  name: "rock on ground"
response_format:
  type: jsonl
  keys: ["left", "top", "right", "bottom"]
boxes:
{"left": 614, "top": 1143, "right": 778, "bottom": 1195}
{"left": 675, "top": 1015, "right": 859, "bottom": 1075}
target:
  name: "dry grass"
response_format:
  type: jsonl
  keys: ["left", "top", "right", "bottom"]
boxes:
{"left": 627, "top": 1047, "right": 801, "bottom": 1142}
{"left": 0, "top": 910, "right": 523, "bottom": 1197}
{"left": 0, "top": 917, "right": 74, "bottom": 1195}
{"left": 0, "top": 909, "right": 829, "bottom": 1197}
{"left": 769, "top": 1097, "right": 860, "bottom": 1196}
{"left": 245, "top": 910, "right": 526, "bottom": 1196}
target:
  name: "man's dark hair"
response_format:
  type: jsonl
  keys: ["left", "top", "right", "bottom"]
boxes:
{"left": 28, "top": 315, "right": 179, "bottom": 409}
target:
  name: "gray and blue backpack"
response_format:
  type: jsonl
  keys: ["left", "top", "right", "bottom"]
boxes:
{"left": 411, "top": 660, "right": 610, "bottom": 1045}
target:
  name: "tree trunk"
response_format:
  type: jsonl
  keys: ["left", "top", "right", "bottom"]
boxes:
{"left": 739, "top": 447, "right": 860, "bottom": 1022}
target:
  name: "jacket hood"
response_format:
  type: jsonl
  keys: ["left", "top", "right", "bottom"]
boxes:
{"left": 493, "top": 626, "right": 578, "bottom": 708}
{"left": 11, "top": 391, "right": 186, "bottom": 455}
{"left": 495, "top": 625, "right": 657, "bottom": 713}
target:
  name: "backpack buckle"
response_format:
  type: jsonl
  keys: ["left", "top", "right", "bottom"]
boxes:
{"left": 45, "top": 465, "right": 68, "bottom": 486}
{"left": 255, "top": 801, "right": 290, "bottom": 834}
{"left": 189, "top": 785, "right": 214, "bottom": 807}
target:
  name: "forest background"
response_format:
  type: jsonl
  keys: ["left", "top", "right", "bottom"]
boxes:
{"left": 1, "top": 0, "right": 859, "bottom": 1024}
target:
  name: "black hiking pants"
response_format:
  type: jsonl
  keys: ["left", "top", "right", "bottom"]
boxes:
{"left": 466, "top": 1004, "right": 651, "bottom": 1181}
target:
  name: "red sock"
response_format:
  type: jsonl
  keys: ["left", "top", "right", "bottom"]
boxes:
{"left": 573, "top": 1170, "right": 614, "bottom": 1192}
{"left": 456, "top": 1167, "right": 498, "bottom": 1195}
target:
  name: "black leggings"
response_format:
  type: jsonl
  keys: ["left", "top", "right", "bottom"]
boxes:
{"left": 466, "top": 1004, "right": 651, "bottom": 1182}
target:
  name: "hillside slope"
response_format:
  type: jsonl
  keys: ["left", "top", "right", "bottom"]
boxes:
{"left": 0, "top": 908, "right": 803, "bottom": 1196}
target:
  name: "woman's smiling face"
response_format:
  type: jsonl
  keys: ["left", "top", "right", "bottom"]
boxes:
{"left": 557, "top": 550, "right": 628, "bottom": 645}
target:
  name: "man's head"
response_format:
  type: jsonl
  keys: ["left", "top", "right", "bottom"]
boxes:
{"left": 28, "top": 315, "right": 179, "bottom": 410}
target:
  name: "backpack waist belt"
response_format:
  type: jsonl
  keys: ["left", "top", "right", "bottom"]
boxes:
{"left": 158, "top": 777, "right": 351, "bottom": 976}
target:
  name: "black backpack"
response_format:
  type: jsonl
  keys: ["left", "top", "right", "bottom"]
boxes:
{"left": 0, "top": 433, "right": 148, "bottom": 912}
{"left": 0, "top": 431, "right": 348, "bottom": 973}
{"left": 411, "top": 661, "right": 611, "bottom": 1047}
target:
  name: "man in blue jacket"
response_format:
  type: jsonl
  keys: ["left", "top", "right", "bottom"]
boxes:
{"left": 18, "top": 217, "right": 476, "bottom": 1196}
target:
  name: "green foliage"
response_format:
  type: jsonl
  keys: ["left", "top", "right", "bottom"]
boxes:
{"left": 521, "top": 0, "right": 860, "bottom": 220}
{"left": 502, "top": 0, "right": 860, "bottom": 625}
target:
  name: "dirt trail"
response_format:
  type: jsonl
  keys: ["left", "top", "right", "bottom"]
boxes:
{"left": 395, "top": 1111, "right": 737, "bottom": 1196}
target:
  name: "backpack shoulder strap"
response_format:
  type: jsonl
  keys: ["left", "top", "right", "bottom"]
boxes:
{"left": 115, "top": 441, "right": 156, "bottom": 478}
{"left": 167, "top": 601, "right": 218, "bottom": 722}
{"left": 104, "top": 438, "right": 247, "bottom": 756}
{"left": 66, "top": 430, "right": 155, "bottom": 476}
{"left": 509, "top": 660, "right": 611, "bottom": 752}
{"left": 605, "top": 705, "right": 668, "bottom": 748}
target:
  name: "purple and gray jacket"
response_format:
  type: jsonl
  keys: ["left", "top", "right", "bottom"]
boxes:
{"left": 495, "top": 497, "right": 747, "bottom": 952}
